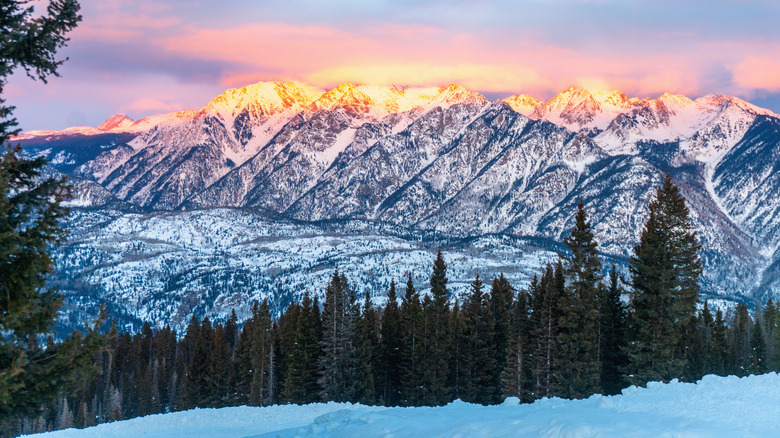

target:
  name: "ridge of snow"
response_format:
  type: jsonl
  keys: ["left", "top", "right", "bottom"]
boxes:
{"left": 27, "top": 373, "right": 780, "bottom": 438}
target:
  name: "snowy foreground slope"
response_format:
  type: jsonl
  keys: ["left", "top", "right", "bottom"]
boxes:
{"left": 28, "top": 373, "right": 780, "bottom": 437}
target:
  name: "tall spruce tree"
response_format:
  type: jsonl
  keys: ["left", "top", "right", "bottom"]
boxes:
{"left": 626, "top": 173, "right": 702, "bottom": 385}
{"left": 354, "top": 291, "right": 381, "bottom": 405}
{"left": 599, "top": 265, "right": 627, "bottom": 395}
{"left": 459, "top": 274, "right": 495, "bottom": 404}
{"left": 380, "top": 280, "right": 403, "bottom": 406}
{"left": 0, "top": 0, "right": 113, "bottom": 418}
{"left": 318, "top": 270, "right": 358, "bottom": 402}
{"left": 500, "top": 286, "right": 531, "bottom": 402}
{"left": 421, "top": 250, "right": 452, "bottom": 405}
{"left": 532, "top": 263, "right": 565, "bottom": 398}
{"left": 748, "top": 308, "right": 767, "bottom": 375}
{"left": 556, "top": 200, "right": 602, "bottom": 398}
{"left": 283, "top": 293, "right": 322, "bottom": 404}
{"left": 400, "top": 273, "right": 424, "bottom": 406}
{"left": 490, "top": 274, "right": 514, "bottom": 403}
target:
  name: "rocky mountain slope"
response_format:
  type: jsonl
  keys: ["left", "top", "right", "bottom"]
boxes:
{"left": 15, "top": 81, "right": 780, "bottom": 328}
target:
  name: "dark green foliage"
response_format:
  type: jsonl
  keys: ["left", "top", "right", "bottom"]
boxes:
{"left": 501, "top": 286, "right": 532, "bottom": 402}
{"left": 282, "top": 293, "right": 322, "bottom": 404}
{"left": 599, "top": 265, "right": 627, "bottom": 395}
{"left": 459, "top": 274, "right": 496, "bottom": 404}
{"left": 532, "top": 263, "right": 566, "bottom": 398}
{"left": 421, "top": 250, "right": 452, "bottom": 405}
{"left": 354, "top": 291, "right": 381, "bottom": 405}
{"left": 730, "top": 304, "right": 751, "bottom": 376}
{"left": 379, "top": 280, "right": 402, "bottom": 406}
{"left": 318, "top": 270, "right": 358, "bottom": 402}
{"left": 181, "top": 317, "right": 212, "bottom": 410}
{"left": 748, "top": 307, "right": 767, "bottom": 375}
{"left": 626, "top": 174, "right": 702, "bottom": 385}
{"left": 556, "top": 200, "right": 602, "bottom": 398}
{"left": 490, "top": 274, "right": 514, "bottom": 402}
{"left": 0, "top": 146, "right": 106, "bottom": 419}
{"left": 1, "top": 0, "right": 81, "bottom": 143}
{"left": 400, "top": 273, "right": 425, "bottom": 406}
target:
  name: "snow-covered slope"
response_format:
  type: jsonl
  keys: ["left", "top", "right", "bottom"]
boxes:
{"left": 26, "top": 373, "right": 780, "bottom": 438}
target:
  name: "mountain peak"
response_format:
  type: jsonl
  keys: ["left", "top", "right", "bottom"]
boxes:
{"left": 98, "top": 114, "right": 135, "bottom": 131}
{"left": 503, "top": 94, "right": 541, "bottom": 116}
{"left": 205, "top": 81, "right": 323, "bottom": 117}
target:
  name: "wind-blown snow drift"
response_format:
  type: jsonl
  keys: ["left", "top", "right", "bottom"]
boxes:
{"left": 28, "top": 373, "right": 780, "bottom": 437}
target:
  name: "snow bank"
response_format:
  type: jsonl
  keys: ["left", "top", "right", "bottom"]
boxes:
{"left": 27, "top": 373, "right": 780, "bottom": 438}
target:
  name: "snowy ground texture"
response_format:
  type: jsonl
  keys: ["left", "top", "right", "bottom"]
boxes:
{"left": 27, "top": 373, "right": 780, "bottom": 437}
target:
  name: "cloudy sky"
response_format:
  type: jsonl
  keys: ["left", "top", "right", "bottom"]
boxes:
{"left": 7, "top": 0, "right": 780, "bottom": 130}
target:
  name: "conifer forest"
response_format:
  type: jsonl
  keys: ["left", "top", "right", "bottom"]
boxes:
{"left": 5, "top": 174, "right": 777, "bottom": 436}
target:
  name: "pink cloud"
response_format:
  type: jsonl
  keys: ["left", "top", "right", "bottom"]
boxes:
{"left": 157, "top": 22, "right": 770, "bottom": 100}
{"left": 125, "top": 98, "right": 185, "bottom": 113}
{"left": 732, "top": 57, "right": 780, "bottom": 92}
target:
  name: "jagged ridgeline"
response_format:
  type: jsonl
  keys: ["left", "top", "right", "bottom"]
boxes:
{"left": 15, "top": 81, "right": 780, "bottom": 332}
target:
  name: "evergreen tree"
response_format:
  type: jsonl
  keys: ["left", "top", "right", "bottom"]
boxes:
{"left": 400, "top": 273, "right": 424, "bottom": 406}
{"left": 459, "top": 274, "right": 495, "bottom": 404}
{"left": 599, "top": 265, "right": 627, "bottom": 395}
{"left": 449, "top": 299, "right": 462, "bottom": 400}
{"left": 0, "top": 0, "right": 109, "bottom": 418}
{"left": 205, "top": 323, "right": 231, "bottom": 407}
{"left": 730, "top": 303, "right": 751, "bottom": 376}
{"left": 380, "top": 280, "right": 403, "bottom": 406}
{"left": 711, "top": 308, "right": 729, "bottom": 376}
{"left": 182, "top": 317, "right": 212, "bottom": 409}
{"left": 283, "top": 293, "right": 322, "bottom": 404}
{"left": 421, "top": 250, "right": 452, "bottom": 405}
{"left": 532, "top": 263, "right": 565, "bottom": 398}
{"left": 626, "top": 174, "right": 702, "bottom": 385}
{"left": 490, "top": 274, "right": 514, "bottom": 403}
{"left": 354, "top": 291, "right": 381, "bottom": 405}
{"left": 501, "top": 287, "right": 532, "bottom": 402}
{"left": 318, "top": 269, "right": 358, "bottom": 402}
{"left": 556, "top": 200, "right": 602, "bottom": 398}
{"left": 748, "top": 310, "right": 767, "bottom": 375}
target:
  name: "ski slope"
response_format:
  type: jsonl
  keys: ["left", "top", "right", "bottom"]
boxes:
{"left": 27, "top": 373, "right": 780, "bottom": 437}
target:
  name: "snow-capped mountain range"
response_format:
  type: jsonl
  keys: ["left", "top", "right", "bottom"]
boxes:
{"left": 15, "top": 81, "right": 780, "bottom": 331}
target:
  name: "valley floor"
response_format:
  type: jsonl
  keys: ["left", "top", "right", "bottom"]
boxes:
{"left": 26, "top": 373, "right": 780, "bottom": 437}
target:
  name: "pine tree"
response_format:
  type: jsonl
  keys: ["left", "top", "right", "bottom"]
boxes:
{"left": 501, "top": 287, "right": 532, "bottom": 402}
{"left": 459, "top": 274, "right": 495, "bottom": 404}
{"left": 205, "top": 323, "right": 231, "bottom": 407}
{"left": 182, "top": 317, "right": 212, "bottom": 409}
{"left": 490, "top": 274, "right": 514, "bottom": 403}
{"left": 449, "top": 299, "right": 462, "bottom": 400}
{"left": 421, "top": 250, "right": 452, "bottom": 405}
{"left": 556, "top": 200, "right": 602, "bottom": 398}
{"left": 599, "top": 265, "right": 627, "bottom": 395}
{"left": 711, "top": 308, "right": 729, "bottom": 375}
{"left": 318, "top": 270, "right": 358, "bottom": 402}
{"left": 282, "top": 293, "right": 321, "bottom": 404}
{"left": 626, "top": 173, "right": 702, "bottom": 385}
{"left": 748, "top": 310, "right": 767, "bottom": 375}
{"left": 0, "top": 0, "right": 109, "bottom": 418}
{"left": 400, "top": 273, "right": 424, "bottom": 406}
{"left": 532, "top": 263, "right": 565, "bottom": 398}
{"left": 730, "top": 304, "right": 750, "bottom": 376}
{"left": 380, "top": 280, "right": 403, "bottom": 406}
{"left": 354, "top": 291, "right": 381, "bottom": 405}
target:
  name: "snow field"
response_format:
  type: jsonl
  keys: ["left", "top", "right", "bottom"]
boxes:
{"left": 28, "top": 373, "right": 780, "bottom": 438}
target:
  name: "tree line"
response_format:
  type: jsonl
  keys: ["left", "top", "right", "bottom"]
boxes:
{"left": 5, "top": 174, "right": 778, "bottom": 436}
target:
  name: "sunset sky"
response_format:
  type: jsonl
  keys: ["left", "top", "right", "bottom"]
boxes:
{"left": 7, "top": 0, "right": 780, "bottom": 130}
